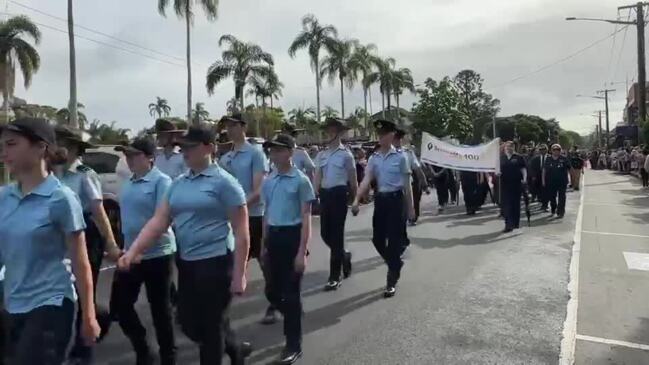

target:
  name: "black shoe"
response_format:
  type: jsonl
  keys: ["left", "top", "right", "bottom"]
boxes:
{"left": 343, "top": 252, "right": 352, "bottom": 278}
{"left": 231, "top": 342, "right": 253, "bottom": 365}
{"left": 261, "top": 307, "right": 278, "bottom": 325}
{"left": 275, "top": 348, "right": 303, "bottom": 364}
{"left": 324, "top": 280, "right": 341, "bottom": 291}
{"left": 503, "top": 227, "right": 513, "bottom": 233}
{"left": 557, "top": 213, "right": 564, "bottom": 219}
{"left": 384, "top": 286, "right": 396, "bottom": 298}
{"left": 135, "top": 351, "right": 154, "bottom": 365}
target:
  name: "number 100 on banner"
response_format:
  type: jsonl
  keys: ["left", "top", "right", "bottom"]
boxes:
{"left": 420, "top": 132, "right": 501, "bottom": 174}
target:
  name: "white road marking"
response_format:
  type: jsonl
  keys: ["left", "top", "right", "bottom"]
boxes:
{"left": 559, "top": 174, "right": 585, "bottom": 365}
{"left": 623, "top": 252, "right": 649, "bottom": 271}
{"left": 581, "top": 231, "right": 649, "bottom": 239}
{"left": 584, "top": 202, "right": 648, "bottom": 208}
{"left": 576, "top": 334, "right": 649, "bottom": 351}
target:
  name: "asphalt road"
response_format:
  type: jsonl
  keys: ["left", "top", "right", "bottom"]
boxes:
{"left": 94, "top": 188, "right": 579, "bottom": 365}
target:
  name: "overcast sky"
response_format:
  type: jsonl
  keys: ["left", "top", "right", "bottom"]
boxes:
{"left": 9, "top": 0, "right": 640, "bottom": 135}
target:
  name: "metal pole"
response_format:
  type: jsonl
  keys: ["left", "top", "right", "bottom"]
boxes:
{"left": 605, "top": 90, "right": 611, "bottom": 150}
{"left": 598, "top": 110, "right": 603, "bottom": 147}
{"left": 637, "top": 2, "right": 647, "bottom": 126}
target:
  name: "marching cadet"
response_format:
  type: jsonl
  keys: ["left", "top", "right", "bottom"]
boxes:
{"left": 154, "top": 119, "right": 187, "bottom": 180}
{"left": 219, "top": 114, "right": 275, "bottom": 324}
{"left": 261, "top": 134, "right": 315, "bottom": 365}
{"left": 352, "top": 119, "right": 415, "bottom": 298}
{"left": 543, "top": 144, "right": 570, "bottom": 218}
{"left": 281, "top": 122, "right": 315, "bottom": 181}
{"left": 393, "top": 128, "right": 427, "bottom": 225}
{"left": 0, "top": 118, "right": 100, "bottom": 364}
{"left": 53, "top": 126, "right": 120, "bottom": 364}
{"left": 118, "top": 124, "right": 252, "bottom": 365}
{"left": 113, "top": 138, "right": 177, "bottom": 365}
{"left": 314, "top": 118, "right": 357, "bottom": 291}
{"left": 500, "top": 141, "right": 527, "bottom": 233}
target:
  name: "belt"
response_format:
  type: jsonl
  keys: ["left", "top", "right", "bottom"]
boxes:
{"left": 268, "top": 224, "right": 302, "bottom": 233}
{"left": 320, "top": 185, "right": 348, "bottom": 191}
{"left": 375, "top": 190, "right": 403, "bottom": 198}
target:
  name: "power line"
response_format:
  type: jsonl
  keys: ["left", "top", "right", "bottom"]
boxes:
{"left": 0, "top": 12, "right": 187, "bottom": 68}
{"left": 605, "top": 11, "right": 622, "bottom": 86}
{"left": 489, "top": 25, "right": 630, "bottom": 90}
{"left": 7, "top": 0, "right": 207, "bottom": 67}
{"left": 611, "top": 10, "right": 632, "bottom": 85}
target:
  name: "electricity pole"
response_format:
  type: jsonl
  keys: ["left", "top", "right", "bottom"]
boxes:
{"left": 598, "top": 110, "right": 603, "bottom": 147}
{"left": 598, "top": 89, "right": 615, "bottom": 150}
{"left": 619, "top": 2, "right": 647, "bottom": 124}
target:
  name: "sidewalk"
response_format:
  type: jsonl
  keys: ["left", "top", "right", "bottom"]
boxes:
{"left": 574, "top": 169, "right": 649, "bottom": 364}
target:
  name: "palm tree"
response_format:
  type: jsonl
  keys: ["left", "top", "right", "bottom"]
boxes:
{"left": 158, "top": 0, "right": 219, "bottom": 125}
{"left": 349, "top": 43, "right": 379, "bottom": 129}
{"left": 67, "top": 0, "right": 79, "bottom": 129}
{"left": 366, "top": 57, "right": 396, "bottom": 118}
{"left": 192, "top": 102, "right": 209, "bottom": 123}
{"left": 288, "top": 14, "right": 338, "bottom": 123}
{"left": 319, "top": 38, "right": 358, "bottom": 118}
{"left": 148, "top": 96, "right": 172, "bottom": 120}
{"left": 0, "top": 15, "right": 40, "bottom": 122}
{"left": 322, "top": 105, "right": 339, "bottom": 119}
{"left": 246, "top": 67, "right": 283, "bottom": 109}
{"left": 206, "top": 34, "right": 273, "bottom": 110}
{"left": 391, "top": 67, "right": 415, "bottom": 112}
{"left": 288, "top": 106, "right": 316, "bottom": 128}
{"left": 56, "top": 102, "right": 87, "bottom": 128}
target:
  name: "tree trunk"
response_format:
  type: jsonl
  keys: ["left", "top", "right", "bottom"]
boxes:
{"left": 270, "top": 97, "right": 274, "bottom": 109}
{"left": 67, "top": 0, "right": 79, "bottom": 129}
{"left": 315, "top": 59, "right": 321, "bottom": 123}
{"left": 381, "top": 90, "right": 386, "bottom": 119}
{"left": 185, "top": 5, "right": 194, "bottom": 125}
{"left": 339, "top": 76, "right": 345, "bottom": 118}
{"left": 386, "top": 90, "right": 392, "bottom": 111}
{"left": 363, "top": 87, "right": 368, "bottom": 132}
{"left": 369, "top": 85, "right": 373, "bottom": 115}
{"left": 3, "top": 58, "right": 9, "bottom": 124}
{"left": 396, "top": 93, "right": 400, "bottom": 114}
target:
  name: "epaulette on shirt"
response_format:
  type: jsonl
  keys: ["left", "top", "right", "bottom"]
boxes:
{"left": 76, "top": 164, "right": 93, "bottom": 173}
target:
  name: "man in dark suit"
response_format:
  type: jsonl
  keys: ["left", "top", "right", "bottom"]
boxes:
{"left": 528, "top": 144, "right": 549, "bottom": 212}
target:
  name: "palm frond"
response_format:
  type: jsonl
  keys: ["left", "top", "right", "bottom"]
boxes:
{"left": 157, "top": 0, "right": 170, "bottom": 16}
{"left": 206, "top": 61, "right": 233, "bottom": 94}
{"left": 14, "top": 40, "right": 39, "bottom": 87}
{"left": 288, "top": 31, "right": 310, "bottom": 58}
{"left": 0, "top": 16, "right": 41, "bottom": 44}
{"left": 218, "top": 34, "right": 239, "bottom": 47}
{"left": 199, "top": 0, "right": 219, "bottom": 20}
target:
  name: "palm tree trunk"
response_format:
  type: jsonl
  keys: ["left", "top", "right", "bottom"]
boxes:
{"left": 363, "top": 87, "right": 368, "bottom": 133}
{"left": 381, "top": 90, "right": 386, "bottom": 119}
{"left": 270, "top": 97, "right": 274, "bottom": 109}
{"left": 386, "top": 90, "right": 392, "bottom": 110}
{"left": 185, "top": 5, "right": 193, "bottom": 125}
{"left": 396, "top": 93, "right": 400, "bottom": 112}
{"left": 315, "top": 59, "right": 321, "bottom": 123}
{"left": 67, "top": 0, "right": 79, "bottom": 129}
{"left": 369, "top": 85, "right": 373, "bottom": 115}
{"left": 339, "top": 76, "right": 345, "bottom": 118}
{"left": 3, "top": 58, "right": 9, "bottom": 124}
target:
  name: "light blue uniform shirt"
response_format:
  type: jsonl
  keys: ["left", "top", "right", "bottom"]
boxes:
{"left": 262, "top": 167, "right": 315, "bottom": 227}
{"left": 155, "top": 150, "right": 187, "bottom": 180}
{"left": 56, "top": 159, "right": 102, "bottom": 213}
{"left": 0, "top": 175, "right": 85, "bottom": 314}
{"left": 220, "top": 142, "right": 269, "bottom": 217}
{"left": 368, "top": 147, "right": 410, "bottom": 193}
{"left": 119, "top": 167, "right": 177, "bottom": 260}
{"left": 399, "top": 148, "right": 421, "bottom": 172}
{"left": 292, "top": 148, "right": 315, "bottom": 174}
{"left": 315, "top": 145, "right": 355, "bottom": 189}
{"left": 167, "top": 164, "right": 246, "bottom": 261}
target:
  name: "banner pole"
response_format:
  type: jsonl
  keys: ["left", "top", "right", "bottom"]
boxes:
{"left": 493, "top": 114, "right": 501, "bottom": 208}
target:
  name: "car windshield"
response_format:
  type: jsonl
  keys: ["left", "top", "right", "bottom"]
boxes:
{"left": 83, "top": 152, "right": 119, "bottom": 174}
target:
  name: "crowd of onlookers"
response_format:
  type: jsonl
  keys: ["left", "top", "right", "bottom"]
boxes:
{"left": 586, "top": 146, "right": 649, "bottom": 187}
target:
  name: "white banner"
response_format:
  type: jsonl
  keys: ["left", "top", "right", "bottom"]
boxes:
{"left": 420, "top": 133, "right": 501, "bottom": 173}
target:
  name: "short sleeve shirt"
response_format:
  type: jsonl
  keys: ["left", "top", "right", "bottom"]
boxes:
{"left": 154, "top": 150, "right": 187, "bottom": 180}
{"left": 0, "top": 175, "right": 85, "bottom": 313}
{"left": 56, "top": 159, "right": 102, "bottom": 213}
{"left": 262, "top": 167, "right": 315, "bottom": 226}
{"left": 167, "top": 164, "right": 246, "bottom": 261}
{"left": 119, "top": 167, "right": 176, "bottom": 260}
{"left": 292, "top": 148, "right": 316, "bottom": 174}
{"left": 316, "top": 145, "right": 355, "bottom": 189}
{"left": 367, "top": 147, "right": 410, "bottom": 193}
{"left": 220, "top": 142, "right": 269, "bottom": 217}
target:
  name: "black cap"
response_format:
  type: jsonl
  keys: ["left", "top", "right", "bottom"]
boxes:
{"left": 55, "top": 125, "right": 96, "bottom": 149}
{"left": 217, "top": 130, "right": 231, "bottom": 145}
{"left": 395, "top": 128, "right": 406, "bottom": 139}
{"left": 1, "top": 117, "right": 56, "bottom": 145}
{"left": 115, "top": 137, "right": 156, "bottom": 156}
{"left": 155, "top": 118, "right": 184, "bottom": 134}
{"left": 177, "top": 124, "right": 216, "bottom": 146}
{"left": 263, "top": 134, "right": 296, "bottom": 149}
{"left": 220, "top": 113, "right": 246, "bottom": 125}
{"left": 321, "top": 117, "right": 350, "bottom": 130}
{"left": 373, "top": 119, "right": 397, "bottom": 133}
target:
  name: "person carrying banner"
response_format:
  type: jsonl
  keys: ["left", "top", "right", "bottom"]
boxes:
{"left": 500, "top": 141, "right": 527, "bottom": 233}
{"left": 352, "top": 119, "right": 414, "bottom": 298}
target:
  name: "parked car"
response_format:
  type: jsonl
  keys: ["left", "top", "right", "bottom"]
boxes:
{"left": 84, "top": 146, "right": 130, "bottom": 247}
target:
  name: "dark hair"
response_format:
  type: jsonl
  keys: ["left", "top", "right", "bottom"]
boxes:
{"left": 18, "top": 133, "right": 60, "bottom": 171}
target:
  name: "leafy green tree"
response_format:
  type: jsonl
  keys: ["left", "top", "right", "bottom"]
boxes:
{"left": 158, "top": 0, "right": 219, "bottom": 124}
{"left": 411, "top": 77, "right": 471, "bottom": 141}
{"left": 288, "top": 14, "right": 338, "bottom": 123}
{"left": 13, "top": 103, "right": 57, "bottom": 120}
{"left": 192, "top": 102, "right": 209, "bottom": 124}
{"left": 453, "top": 70, "right": 500, "bottom": 143}
{"left": 322, "top": 105, "right": 339, "bottom": 119}
{"left": 246, "top": 66, "right": 283, "bottom": 108}
{"left": 87, "top": 119, "right": 130, "bottom": 144}
{"left": 206, "top": 34, "right": 273, "bottom": 110}
{"left": 346, "top": 107, "right": 368, "bottom": 137}
{"left": 148, "top": 96, "right": 171, "bottom": 120}
{"left": 320, "top": 38, "right": 358, "bottom": 118}
{"left": 0, "top": 15, "right": 41, "bottom": 118}
{"left": 349, "top": 43, "right": 379, "bottom": 129}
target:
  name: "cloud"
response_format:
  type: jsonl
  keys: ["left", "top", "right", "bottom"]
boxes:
{"left": 11, "top": 0, "right": 636, "bottom": 136}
